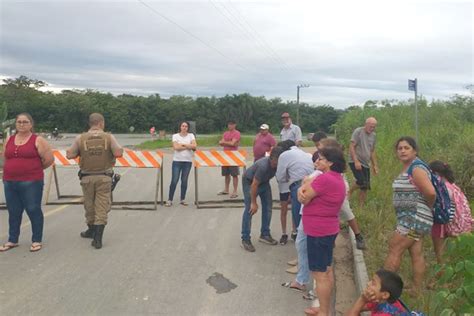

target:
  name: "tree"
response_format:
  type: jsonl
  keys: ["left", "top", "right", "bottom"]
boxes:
{"left": 2, "top": 75, "right": 46, "bottom": 89}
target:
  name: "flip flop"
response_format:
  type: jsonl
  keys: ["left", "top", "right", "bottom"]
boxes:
{"left": 304, "top": 306, "right": 320, "bottom": 316}
{"left": 230, "top": 193, "right": 238, "bottom": 199}
{"left": 286, "top": 265, "right": 298, "bottom": 274}
{"left": 0, "top": 243, "right": 19, "bottom": 252}
{"left": 281, "top": 281, "right": 305, "bottom": 292}
{"left": 287, "top": 258, "right": 298, "bottom": 266}
{"left": 303, "top": 290, "right": 317, "bottom": 301}
{"left": 30, "top": 243, "right": 42, "bottom": 252}
{"left": 217, "top": 191, "right": 229, "bottom": 195}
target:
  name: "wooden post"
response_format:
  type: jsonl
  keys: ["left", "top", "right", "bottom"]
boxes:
{"left": 194, "top": 167, "right": 199, "bottom": 207}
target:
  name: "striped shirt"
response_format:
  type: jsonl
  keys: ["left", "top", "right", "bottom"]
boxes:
{"left": 392, "top": 164, "right": 433, "bottom": 235}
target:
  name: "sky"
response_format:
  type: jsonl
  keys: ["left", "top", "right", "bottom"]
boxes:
{"left": 0, "top": 0, "right": 472, "bottom": 108}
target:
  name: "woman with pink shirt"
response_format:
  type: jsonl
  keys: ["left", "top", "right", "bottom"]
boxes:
{"left": 298, "top": 146, "right": 346, "bottom": 316}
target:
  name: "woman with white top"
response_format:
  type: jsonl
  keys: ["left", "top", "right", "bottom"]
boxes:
{"left": 165, "top": 121, "right": 197, "bottom": 206}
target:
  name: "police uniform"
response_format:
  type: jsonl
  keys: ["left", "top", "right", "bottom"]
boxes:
{"left": 67, "top": 127, "right": 122, "bottom": 249}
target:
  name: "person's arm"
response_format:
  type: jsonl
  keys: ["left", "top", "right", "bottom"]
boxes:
{"left": 109, "top": 134, "right": 123, "bottom": 158}
{"left": 188, "top": 138, "right": 197, "bottom": 150}
{"left": 345, "top": 296, "right": 369, "bottom": 316}
{"left": 370, "top": 149, "right": 378, "bottom": 175}
{"left": 349, "top": 141, "right": 362, "bottom": 171}
{"left": 172, "top": 141, "right": 187, "bottom": 151}
{"left": 36, "top": 136, "right": 54, "bottom": 169}
{"left": 249, "top": 177, "right": 260, "bottom": 215}
{"left": 297, "top": 180, "right": 318, "bottom": 205}
{"left": 0, "top": 136, "right": 9, "bottom": 158}
{"left": 275, "top": 155, "right": 289, "bottom": 183}
{"left": 412, "top": 167, "right": 436, "bottom": 208}
{"left": 295, "top": 126, "right": 303, "bottom": 146}
{"left": 66, "top": 135, "right": 81, "bottom": 159}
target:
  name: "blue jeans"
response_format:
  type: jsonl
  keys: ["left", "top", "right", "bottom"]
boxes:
{"left": 3, "top": 180, "right": 44, "bottom": 243}
{"left": 241, "top": 179, "right": 273, "bottom": 241}
{"left": 295, "top": 220, "right": 310, "bottom": 285}
{"left": 168, "top": 161, "right": 192, "bottom": 201}
{"left": 290, "top": 180, "right": 302, "bottom": 228}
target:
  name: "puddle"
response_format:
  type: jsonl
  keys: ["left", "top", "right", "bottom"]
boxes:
{"left": 206, "top": 272, "right": 237, "bottom": 294}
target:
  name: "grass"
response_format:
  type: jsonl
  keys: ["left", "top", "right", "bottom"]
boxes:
{"left": 136, "top": 134, "right": 314, "bottom": 149}
{"left": 337, "top": 100, "right": 474, "bottom": 313}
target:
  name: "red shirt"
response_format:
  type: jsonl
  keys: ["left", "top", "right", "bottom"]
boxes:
{"left": 253, "top": 133, "right": 276, "bottom": 162}
{"left": 222, "top": 130, "right": 241, "bottom": 151}
{"left": 3, "top": 134, "right": 44, "bottom": 181}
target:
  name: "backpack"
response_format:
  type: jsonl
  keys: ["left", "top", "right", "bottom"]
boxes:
{"left": 445, "top": 182, "right": 473, "bottom": 236}
{"left": 407, "top": 158, "right": 454, "bottom": 224}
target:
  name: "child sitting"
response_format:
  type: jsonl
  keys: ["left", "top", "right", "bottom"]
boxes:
{"left": 346, "top": 269, "right": 409, "bottom": 316}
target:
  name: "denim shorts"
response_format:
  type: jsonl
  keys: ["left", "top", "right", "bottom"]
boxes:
{"left": 279, "top": 192, "right": 290, "bottom": 202}
{"left": 307, "top": 234, "right": 338, "bottom": 272}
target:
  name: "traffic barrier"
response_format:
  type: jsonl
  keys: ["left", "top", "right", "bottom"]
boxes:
{"left": 193, "top": 150, "right": 247, "bottom": 208}
{"left": 45, "top": 149, "right": 164, "bottom": 210}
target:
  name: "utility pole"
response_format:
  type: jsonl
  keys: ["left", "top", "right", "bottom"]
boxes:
{"left": 296, "top": 84, "right": 309, "bottom": 126}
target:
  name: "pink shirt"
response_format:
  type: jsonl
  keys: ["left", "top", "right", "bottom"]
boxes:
{"left": 222, "top": 130, "right": 241, "bottom": 151}
{"left": 303, "top": 171, "right": 346, "bottom": 237}
{"left": 253, "top": 133, "right": 276, "bottom": 161}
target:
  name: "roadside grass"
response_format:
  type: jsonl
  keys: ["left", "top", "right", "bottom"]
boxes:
{"left": 338, "top": 100, "right": 474, "bottom": 313}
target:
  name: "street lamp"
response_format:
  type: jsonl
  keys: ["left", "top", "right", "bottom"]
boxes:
{"left": 296, "top": 84, "right": 310, "bottom": 126}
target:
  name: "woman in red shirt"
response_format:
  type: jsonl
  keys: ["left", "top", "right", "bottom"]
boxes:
{"left": 0, "top": 113, "right": 54, "bottom": 252}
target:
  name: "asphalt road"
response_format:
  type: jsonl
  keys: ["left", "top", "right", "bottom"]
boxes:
{"left": 0, "top": 134, "right": 356, "bottom": 315}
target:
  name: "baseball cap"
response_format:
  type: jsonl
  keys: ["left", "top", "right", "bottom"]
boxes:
{"left": 260, "top": 123, "right": 269, "bottom": 130}
{"left": 281, "top": 112, "right": 290, "bottom": 118}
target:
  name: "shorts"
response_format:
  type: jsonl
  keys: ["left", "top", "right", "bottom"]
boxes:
{"left": 279, "top": 192, "right": 290, "bottom": 202}
{"left": 349, "top": 163, "right": 371, "bottom": 190}
{"left": 431, "top": 223, "right": 448, "bottom": 239}
{"left": 396, "top": 225, "right": 422, "bottom": 241}
{"left": 221, "top": 166, "right": 240, "bottom": 177}
{"left": 339, "top": 198, "right": 355, "bottom": 222}
{"left": 307, "top": 234, "right": 338, "bottom": 272}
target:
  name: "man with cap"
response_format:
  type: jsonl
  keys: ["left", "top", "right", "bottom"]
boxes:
{"left": 280, "top": 112, "right": 302, "bottom": 146}
{"left": 66, "top": 113, "right": 123, "bottom": 249}
{"left": 253, "top": 123, "right": 276, "bottom": 162}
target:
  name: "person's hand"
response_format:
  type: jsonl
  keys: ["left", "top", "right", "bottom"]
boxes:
{"left": 298, "top": 188, "right": 307, "bottom": 204}
{"left": 355, "top": 161, "right": 362, "bottom": 171}
{"left": 219, "top": 140, "right": 224, "bottom": 146}
{"left": 250, "top": 202, "right": 258, "bottom": 215}
{"left": 362, "top": 288, "right": 378, "bottom": 303}
{"left": 373, "top": 165, "right": 379, "bottom": 175}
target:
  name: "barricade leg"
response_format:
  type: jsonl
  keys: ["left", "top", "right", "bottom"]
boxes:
{"left": 194, "top": 167, "right": 199, "bottom": 207}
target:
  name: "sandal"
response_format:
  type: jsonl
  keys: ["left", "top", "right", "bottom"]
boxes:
{"left": 217, "top": 191, "right": 229, "bottom": 195}
{"left": 0, "top": 243, "right": 19, "bottom": 252}
{"left": 180, "top": 200, "right": 188, "bottom": 206}
{"left": 281, "top": 281, "right": 306, "bottom": 292}
{"left": 303, "top": 290, "right": 317, "bottom": 301}
{"left": 304, "top": 306, "right": 320, "bottom": 316}
{"left": 30, "top": 243, "right": 42, "bottom": 252}
{"left": 164, "top": 200, "right": 172, "bottom": 207}
{"left": 230, "top": 193, "right": 238, "bottom": 199}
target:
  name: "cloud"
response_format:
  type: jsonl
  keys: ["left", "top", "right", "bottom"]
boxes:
{"left": 0, "top": 0, "right": 472, "bottom": 108}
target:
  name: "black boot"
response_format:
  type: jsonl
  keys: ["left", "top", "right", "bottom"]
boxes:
{"left": 80, "top": 224, "right": 95, "bottom": 239}
{"left": 91, "top": 225, "right": 105, "bottom": 249}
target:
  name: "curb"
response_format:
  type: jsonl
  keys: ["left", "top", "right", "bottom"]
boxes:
{"left": 349, "top": 229, "right": 370, "bottom": 316}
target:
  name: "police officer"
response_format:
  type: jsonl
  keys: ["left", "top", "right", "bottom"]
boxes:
{"left": 66, "top": 113, "right": 123, "bottom": 249}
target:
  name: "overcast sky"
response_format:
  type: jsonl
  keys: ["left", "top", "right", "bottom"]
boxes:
{"left": 0, "top": 0, "right": 472, "bottom": 108}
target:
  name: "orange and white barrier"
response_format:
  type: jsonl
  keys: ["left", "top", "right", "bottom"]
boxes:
{"left": 194, "top": 150, "right": 247, "bottom": 167}
{"left": 192, "top": 150, "right": 247, "bottom": 208}
{"left": 46, "top": 149, "right": 164, "bottom": 210}
{"left": 53, "top": 150, "right": 163, "bottom": 168}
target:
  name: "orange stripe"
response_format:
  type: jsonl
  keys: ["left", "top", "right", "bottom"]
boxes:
{"left": 116, "top": 156, "right": 130, "bottom": 167}
{"left": 225, "top": 150, "right": 245, "bottom": 166}
{"left": 239, "top": 150, "right": 247, "bottom": 159}
{"left": 142, "top": 151, "right": 160, "bottom": 168}
{"left": 195, "top": 150, "right": 215, "bottom": 167}
{"left": 194, "top": 160, "right": 201, "bottom": 167}
{"left": 156, "top": 151, "right": 164, "bottom": 158}
{"left": 54, "top": 151, "right": 71, "bottom": 166}
{"left": 210, "top": 150, "right": 229, "bottom": 166}
{"left": 125, "top": 150, "right": 145, "bottom": 167}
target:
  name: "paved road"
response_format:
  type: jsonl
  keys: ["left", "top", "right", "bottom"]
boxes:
{"left": 0, "top": 135, "right": 356, "bottom": 315}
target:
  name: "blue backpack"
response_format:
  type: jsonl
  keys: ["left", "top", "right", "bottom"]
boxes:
{"left": 407, "top": 158, "right": 454, "bottom": 224}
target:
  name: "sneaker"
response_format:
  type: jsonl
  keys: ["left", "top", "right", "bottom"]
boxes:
{"left": 259, "top": 235, "right": 278, "bottom": 245}
{"left": 355, "top": 234, "right": 366, "bottom": 250}
{"left": 279, "top": 234, "right": 288, "bottom": 245}
{"left": 164, "top": 200, "right": 172, "bottom": 207}
{"left": 242, "top": 240, "right": 255, "bottom": 252}
{"left": 291, "top": 232, "right": 297, "bottom": 242}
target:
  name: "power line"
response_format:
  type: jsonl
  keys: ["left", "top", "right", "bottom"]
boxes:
{"left": 225, "top": 0, "right": 296, "bottom": 74}
{"left": 210, "top": 0, "right": 287, "bottom": 72}
{"left": 137, "top": 0, "right": 251, "bottom": 73}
